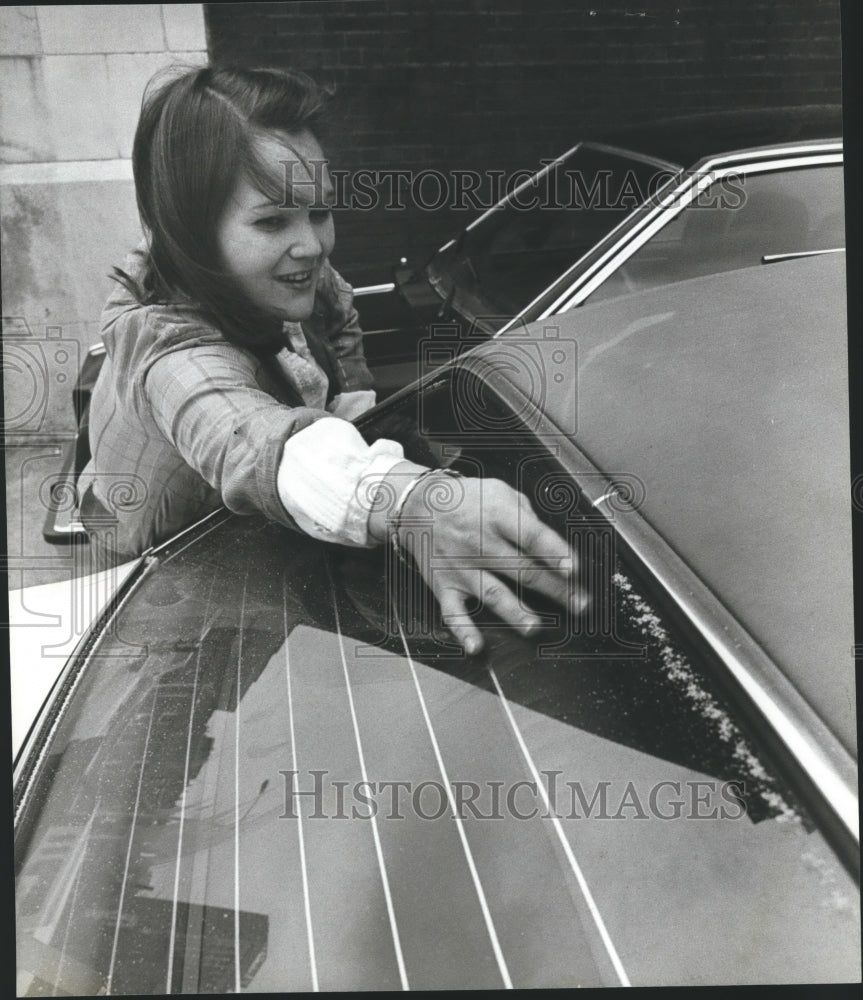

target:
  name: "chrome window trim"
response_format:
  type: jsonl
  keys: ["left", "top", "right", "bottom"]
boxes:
{"left": 147, "top": 505, "right": 233, "bottom": 560}
{"left": 700, "top": 140, "right": 843, "bottom": 167}
{"left": 353, "top": 282, "right": 396, "bottom": 296}
{"left": 762, "top": 247, "right": 845, "bottom": 264}
{"left": 438, "top": 142, "right": 584, "bottom": 251}
{"left": 525, "top": 147, "right": 843, "bottom": 319}
{"left": 436, "top": 141, "right": 682, "bottom": 252}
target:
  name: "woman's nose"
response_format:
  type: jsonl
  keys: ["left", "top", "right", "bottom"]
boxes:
{"left": 288, "top": 219, "right": 323, "bottom": 259}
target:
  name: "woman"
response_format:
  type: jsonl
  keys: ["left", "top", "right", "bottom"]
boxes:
{"left": 79, "top": 65, "right": 582, "bottom": 654}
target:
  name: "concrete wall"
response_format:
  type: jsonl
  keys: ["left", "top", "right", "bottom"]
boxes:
{"left": 1, "top": 5, "right": 208, "bottom": 441}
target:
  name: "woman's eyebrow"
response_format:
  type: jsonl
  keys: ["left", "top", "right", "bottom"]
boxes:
{"left": 250, "top": 185, "right": 335, "bottom": 211}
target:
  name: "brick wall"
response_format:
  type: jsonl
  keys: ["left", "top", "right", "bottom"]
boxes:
{"left": 206, "top": 0, "right": 842, "bottom": 283}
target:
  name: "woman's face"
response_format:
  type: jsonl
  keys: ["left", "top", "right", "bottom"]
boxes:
{"left": 216, "top": 129, "right": 336, "bottom": 323}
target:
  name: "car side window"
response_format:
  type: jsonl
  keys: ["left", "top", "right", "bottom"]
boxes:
{"left": 586, "top": 164, "right": 845, "bottom": 304}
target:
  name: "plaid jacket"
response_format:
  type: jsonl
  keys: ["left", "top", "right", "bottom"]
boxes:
{"left": 78, "top": 249, "right": 375, "bottom": 557}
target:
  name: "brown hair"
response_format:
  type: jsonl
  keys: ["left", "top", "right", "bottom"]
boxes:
{"left": 117, "top": 65, "right": 332, "bottom": 353}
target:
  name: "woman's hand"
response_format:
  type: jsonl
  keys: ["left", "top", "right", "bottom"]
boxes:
{"left": 367, "top": 462, "right": 585, "bottom": 655}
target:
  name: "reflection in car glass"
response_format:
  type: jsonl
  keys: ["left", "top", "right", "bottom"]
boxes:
{"left": 586, "top": 165, "right": 845, "bottom": 304}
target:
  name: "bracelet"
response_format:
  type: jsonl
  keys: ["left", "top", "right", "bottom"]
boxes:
{"left": 389, "top": 467, "right": 463, "bottom": 567}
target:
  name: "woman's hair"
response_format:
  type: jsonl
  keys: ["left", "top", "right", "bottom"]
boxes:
{"left": 117, "top": 65, "right": 332, "bottom": 353}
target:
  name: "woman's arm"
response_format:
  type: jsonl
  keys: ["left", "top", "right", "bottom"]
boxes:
{"left": 143, "top": 343, "right": 329, "bottom": 529}
{"left": 146, "top": 341, "right": 583, "bottom": 655}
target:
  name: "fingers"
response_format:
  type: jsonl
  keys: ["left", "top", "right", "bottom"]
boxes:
{"left": 492, "top": 500, "right": 587, "bottom": 614}
{"left": 436, "top": 571, "right": 544, "bottom": 657}
{"left": 516, "top": 525, "right": 587, "bottom": 613}
{"left": 496, "top": 491, "right": 572, "bottom": 561}
{"left": 417, "top": 478, "right": 589, "bottom": 656}
{"left": 478, "top": 573, "right": 545, "bottom": 636}
{"left": 437, "top": 590, "right": 484, "bottom": 656}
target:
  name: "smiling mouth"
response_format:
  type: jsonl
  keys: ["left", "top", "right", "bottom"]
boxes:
{"left": 274, "top": 269, "right": 315, "bottom": 289}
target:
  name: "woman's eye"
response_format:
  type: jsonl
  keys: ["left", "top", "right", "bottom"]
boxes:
{"left": 310, "top": 207, "right": 333, "bottom": 223}
{"left": 254, "top": 216, "right": 285, "bottom": 231}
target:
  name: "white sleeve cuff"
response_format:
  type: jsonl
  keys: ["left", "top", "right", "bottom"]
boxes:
{"left": 277, "top": 416, "right": 404, "bottom": 547}
{"left": 326, "top": 389, "right": 377, "bottom": 421}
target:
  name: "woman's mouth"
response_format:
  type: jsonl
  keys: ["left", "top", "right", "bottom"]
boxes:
{"left": 274, "top": 269, "right": 315, "bottom": 290}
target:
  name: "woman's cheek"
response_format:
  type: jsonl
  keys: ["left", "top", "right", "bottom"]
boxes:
{"left": 322, "top": 218, "right": 336, "bottom": 255}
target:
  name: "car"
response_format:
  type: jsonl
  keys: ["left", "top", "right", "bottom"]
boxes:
{"left": 13, "top": 230, "right": 859, "bottom": 989}
{"left": 355, "top": 105, "right": 844, "bottom": 390}
{"left": 42, "top": 107, "right": 844, "bottom": 544}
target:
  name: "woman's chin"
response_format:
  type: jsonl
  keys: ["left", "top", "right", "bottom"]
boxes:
{"left": 271, "top": 290, "right": 317, "bottom": 323}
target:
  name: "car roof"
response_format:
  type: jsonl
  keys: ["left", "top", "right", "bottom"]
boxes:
{"left": 484, "top": 253, "right": 853, "bottom": 753}
{"left": 590, "top": 104, "right": 843, "bottom": 165}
